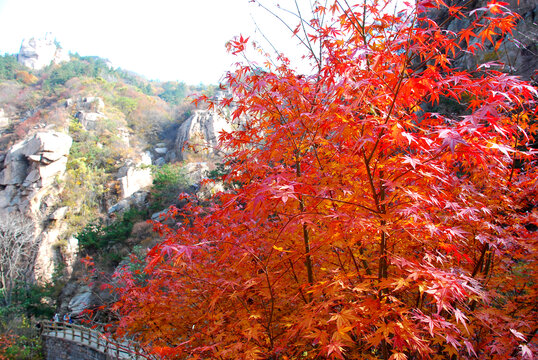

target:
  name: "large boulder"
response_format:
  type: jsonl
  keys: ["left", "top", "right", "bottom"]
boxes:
{"left": 0, "top": 131, "right": 72, "bottom": 187}
{"left": 184, "top": 162, "right": 210, "bottom": 184}
{"left": 174, "top": 109, "right": 233, "bottom": 161}
{"left": 0, "top": 155, "right": 29, "bottom": 185}
{"left": 22, "top": 131, "right": 72, "bottom": 162}
{"left": 17, "top": 33, "right": 69, "bottom": 70}
{"left": 38, "top": 157, "right": 69, "bottom": 187}
{"left": 0, "top": 185, "right": 18, "bottom": 209}
{"left": 108, "top": 190, "right": 149, "bottom": 214}
{"left": 117, "top": 152, "right": 153, "bottom": 199}
{"left": 66, "top": 285, "right": 93, "bottom": 316}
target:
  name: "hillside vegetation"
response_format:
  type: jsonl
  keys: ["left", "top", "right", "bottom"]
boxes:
{"left": 0, "top": 50, "right": 214, "bottom": 358}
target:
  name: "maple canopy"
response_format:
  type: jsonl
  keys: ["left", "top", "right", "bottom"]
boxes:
{"left": 110, "top": 0, "right": 537, "bottom": 359}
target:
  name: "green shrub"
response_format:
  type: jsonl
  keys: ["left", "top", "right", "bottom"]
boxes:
{"left": 76, "top": 208, "right": 145, "bottom": 252}
{"left": 113, "top": 96, "right": 138, "bottom": 116}
{"left": 0, "top": 332, "right": 43, "bottom": 360}
{"left": 0, "top": 54, "right": 23, "bottom": 80}
{"left": 0, "top": 314, "right": 43, "bottom": 360}
{"left": 158, "top": 81, "right": 187, "bottom": 104}
{"left": 150, "top": 163, "right": 191, "bottom": 211}
{"left": 9, "top": 283, "right": 56, "bottom": 320}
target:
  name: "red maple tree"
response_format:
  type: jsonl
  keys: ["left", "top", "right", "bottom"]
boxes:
{"left": 111, "top": 1, "right": 537, "bottom": 359}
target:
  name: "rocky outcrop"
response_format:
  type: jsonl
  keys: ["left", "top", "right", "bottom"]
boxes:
{"left": 0, "top": 131, "right": 73, "bottom": 282}
{"left": 66, "top": 285, "right": 93, "bottom": 315}
{"left": 173, "top": 109, "right": 233, "bottom": 161}
{"left": 69, "top": 97, "right": 106, "bottom": 130}
{"left": 428, "top": 0, "right": 538, "bottom": 80}
{"left": 18, "top": 33, "right": 70, "bottom": 70}
{"left": 117, "top": 152, "right": 152, "bottom": 199}
{"left": 0, "top": 131, "right": 72, "bottom": 190}
{"left": 108, "top": 190, "right": 149, "bottom": 215}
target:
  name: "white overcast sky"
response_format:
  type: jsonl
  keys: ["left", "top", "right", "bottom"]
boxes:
{"left": 0, "top": 0, "right": 309, "bottom": 84}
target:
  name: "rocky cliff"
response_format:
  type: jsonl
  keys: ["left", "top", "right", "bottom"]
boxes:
{"left": 18, "top": 33, "right": 70, "bottom": 70}
{"left": 0, "top": 131, "right": 73, "bottom": 281}
{"left": 0, "top": 131, "right": 72, "bottom": 211}
{"left": 172, "top": 109, "right": 233, "bottom": 162}
{"left": 0, "top": 92, "right": 156, "bottom": 284}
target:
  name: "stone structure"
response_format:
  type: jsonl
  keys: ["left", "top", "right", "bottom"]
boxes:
{"left": 41, "top": 321, "right": 151, "bottom": 360}
{"left": 18, "top": 33, "right": 70, "bottom": 70}
{"left": 43, "top": 336, "right": 108, "bottom": 360}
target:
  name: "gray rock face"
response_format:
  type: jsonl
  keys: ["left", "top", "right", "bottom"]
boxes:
{"left": 17, "top": 33, "right": 69, "bottom": 70}
{"left": 428, "top": 1, "right": 538, "bottom": 80}
{"left": 1, "top": 131, "right": 72, "bottom": 187}
{"left": 80, "top": 97, "right": 105, "bottom": 113}
{"left": 0, "top": 185, "right": 17, "bottom": 208}
{"left": 151, "top": 209, "right": 168, "bottom": 221}
{"left": 108, "top": 190, "right": 149, "bottom": 214}
{"left": 174, "top": 109, "right": 233, "bottom": 161}
{"left": 0, "top": 154, "right": 29, "bottom": 186}
{"left": 0, "top": 131, "right": 73, "bottom": 282}
{"left": 23, "top": 131, "right": 72, "bottom": 162}
{"left": 67, "top": 285, "right": 93, "bottom": 315}
{"left": 117, "top": 152, "right": 152, "bottom": 199}
{"left": 65, "top": 97, "right": 107, "bottom": 130}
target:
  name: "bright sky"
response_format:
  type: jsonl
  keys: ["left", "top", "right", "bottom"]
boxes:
{"left": 0, "top": 0, "right": 305, "bottom": 84}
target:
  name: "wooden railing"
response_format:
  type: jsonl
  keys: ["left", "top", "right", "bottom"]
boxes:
{"left": 41, "top": 320, "right": 155, "bottom": 359}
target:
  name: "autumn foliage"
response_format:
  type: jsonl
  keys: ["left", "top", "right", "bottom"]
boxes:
{"left": 111, "top": 1, "right": 537, "bottom": 359}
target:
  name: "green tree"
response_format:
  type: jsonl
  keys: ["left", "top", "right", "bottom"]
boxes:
{"left": 150, "top": 163, "right": 191, "bottom": 211}
{"left": 0, "top": 54, "right": 22, "bottom": 80}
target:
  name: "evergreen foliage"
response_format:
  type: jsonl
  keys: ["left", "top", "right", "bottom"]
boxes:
{"left": 76, "top": 208, "right": 145, "bottom": 253}
{"left": 150, "top": 163, "right": 191, "bottom": 211}
{"left": 0, "top": 54, "right": 22, "bottom": 80}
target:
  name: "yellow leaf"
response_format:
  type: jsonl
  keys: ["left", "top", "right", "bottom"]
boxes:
{"left": 272, "top": 245, "right": 290, "bottom": 252}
